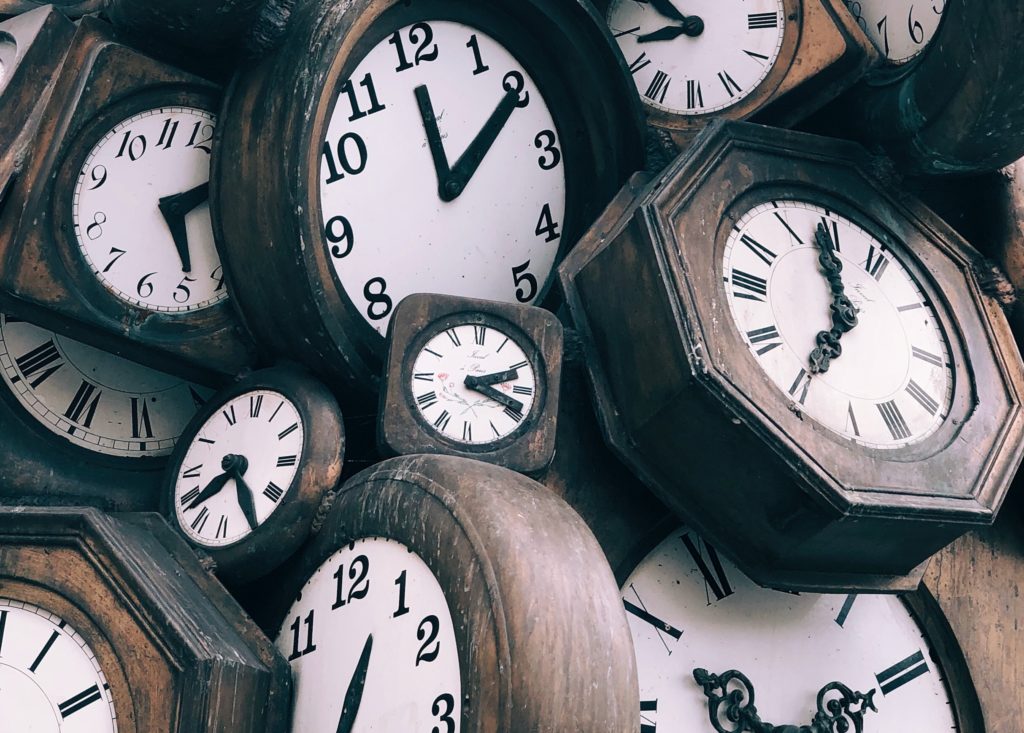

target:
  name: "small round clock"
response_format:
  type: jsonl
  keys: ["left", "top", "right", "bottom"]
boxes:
{"left": 621, "top": 525, "right": 982, "bottom": 732}
{"left": 165, "top": 366, "right": 345, "bottom": 584}
{"left": 214, "top": 0, "right": 644, "bottom": 397}
{"left": 272, "top": 454, "right": 638, "bottom": 732}
{"left": 379, "top": 293, "right": 562, "bottom": 473}
{"left": 843, "top": 0, "right": 945, "bottom": 67}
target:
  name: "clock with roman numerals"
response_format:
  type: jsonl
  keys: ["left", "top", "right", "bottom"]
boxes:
{"left": 164, "top": 366, "right": 345, "bottom": 584}
{"left": 213, "top": 0, "right": 644, "bottom": 399}
{"left": 620, "top": 524, "right": 982, "bottom": 733}
{"left": 560, "top": 120, "right": 1024, "bottom": 592}
{"left": 597, "top": 0, "right": 879, "bottom": 146}
{"left": 379, "top": 293, "right": 562, "bottom": 474}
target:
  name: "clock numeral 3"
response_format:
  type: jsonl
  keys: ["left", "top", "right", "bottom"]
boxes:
{"left": 431, "top": 692, "right": 456, "bottom": 733}
{"left": 533, "top": 130, "right": 561, "bottom": 171}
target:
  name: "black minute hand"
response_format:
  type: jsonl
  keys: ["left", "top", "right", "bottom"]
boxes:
{"left": 337, "top": 635, "right": 373, "bottom": 733}
{"left": 649, "top": 0, "right": 689, "bottom": 23}
{"left": 158, "top": 182, "right": 210, "bottom": 273}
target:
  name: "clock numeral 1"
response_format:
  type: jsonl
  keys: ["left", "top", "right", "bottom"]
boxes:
{"left": 59, "top": 684, "right": 102, "bottom": 718}
{"left": 287, "top": 609, "right": 317, "bottom": 661}
{"left": 29, "top": 629, "right": 60, "bottom": 672}
{"left": 509, "top": 361, "right": 529, "bottom": 371}
{"left": 249, "top": 395, "right": 263, "bottom": 418}
{"left": 875, "top": 650, "right": 929, "bottom": 695}
{"left": 394, "top": 569, "right": 411, "bottom": 617}
{"left": 340, "top": 72, "right": 386, "bottom": 122}
{"left": 473, "top": 325, "right": 487, "bottom": 345}
{"left": 14, "top": 339, "right": 64, "bottom": 388}
{"left": 773, "top": 210, "right": 804, "bottom": 244}
{"left": 628, "top": 52, "right": 652, "bottom": 75}
{"left": 278, "top": 423, "right": 299, "bottom": 440}
{"left": 466, "top": 34, "right": 489, "bottom": 75}
{"left": 264, "top": 482, "right": 284, "bottom": 503}
{"left": 180, "top": 487, "right": 200, "bottom": 506}
{"left": 748, "top": 12, "right": 779, "bottom": 29}
{"left": 623, "top": 599, "right": 683, "bottom": 640}
{"left": 64, "top": 380, "right": 101, "bottom": 429}
{"left": 686, "top": 79, "right": 704, "bottom": 109}
{"left": 131, "top": 397, "right": 154, "bottom": 440}
{"left": 746, "top": 325, "right": 782, "bottom": 356}
{"left": 789, "top": 369, "right": 811, "bottom": 405}
{"left": 731, "top": 269, "right": 768, "bottom": 301}
{"left": 640, "top": 699, "right": 658, "bottom": 733}
{"left": 740, "top": 234, "right": 777, "bottom": 267}
{"left": 433, "top": 410, "right": 452, "bottom": 432}
{"left": 223, "top": 405, "right": 237, "bottom": 426}
{"left": 191, "top": 506, "right": 210, "bottom": 533}
{"left": 906, "top": 380, "right": 940, "bottom": 416}
{"left": 717, "top": 70, "right": 742, "bottom": 97}
{"left": 269, "top": 401, "right": 285, "bottom": 422}
{"left": 835, "top": 594, "right": 857, "bottom": 627}
{"left": 644, "top": 71, "right": 671, "bottom": 104}
{"left": 681, "top": 533, "right": 734, "bottom": 603}
{"left": 877, "top": 400, "right": 911, "bottom": 440}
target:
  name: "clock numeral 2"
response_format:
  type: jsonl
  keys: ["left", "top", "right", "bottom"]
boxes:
{"left": 512, "top": 261, "right": 538, "bottom": 303}
{"left": 686, "top": 80, "right": 703, "bottom": 109}
{"left": 875, "top": 650, "right": 929, "bottom": 695}
{"left": 59, "top": 684, "right": 102, "bottom": 718}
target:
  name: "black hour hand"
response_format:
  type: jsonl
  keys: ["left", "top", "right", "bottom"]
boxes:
{"left": 464, "top": 379, "right": 524, "bottom": 412}
{"left": 466, "top": 369, "right": 519, "bottom": 387}
{"left": 337, "top": 635, "right": 373, "bottom": 733}
{"left": 157, "top": 182, "right": 210, "bottom": 273}
{"left": 187, "top": 471, "right": 230, "bottom": 509}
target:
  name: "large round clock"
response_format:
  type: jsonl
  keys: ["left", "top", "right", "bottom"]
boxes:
{"left": 214, "top": 0, "right": 645, "bottom": 398}
{"left": 621, "top": 525, "right": 982, "bottom": 733}
{"left": 270, "top": 454, "right": 639, "bottom": 732}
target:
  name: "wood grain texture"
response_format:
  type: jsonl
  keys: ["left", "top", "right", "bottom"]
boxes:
{"left": 274, "top": 454, "right": 640, "bottom": 733}
{"left": 0, "top": 0, "right": 106, "bottom": 19}
{"left": 560, "top": 120, "right": 1024, "bottom": 592}
{"left": 0, "top": 508, "right": 291, "bottom": 732}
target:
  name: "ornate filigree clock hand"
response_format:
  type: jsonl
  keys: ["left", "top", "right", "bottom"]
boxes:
{"left": 693, "top": 668, "right": 877, "bottom": 733}
{"left": 336, "top": 634, "right": 373, "bottom": 733}
{"left": 415, "top": 83, "right": 521, "bottom": 202}
{"left": 157, "top": 182, "right": 210, "bottom": 273}
{"left": 463, "top": 375, "right": 525, "bottom": 412}
{"left": 809, "top": 222, "right": 859, "bottom": 374}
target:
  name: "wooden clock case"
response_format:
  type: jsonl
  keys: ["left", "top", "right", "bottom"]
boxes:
{"left": 0, "top": 0, "right": 106, "bottom": 19}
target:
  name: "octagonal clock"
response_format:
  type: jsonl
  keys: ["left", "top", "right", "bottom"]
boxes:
{"left": 560, "top": 120, "right": 1024, "bottom": 592}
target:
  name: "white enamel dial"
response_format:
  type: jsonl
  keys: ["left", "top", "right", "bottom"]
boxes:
{"left": 624, "top": 528, "right": 960, "bottom": 733}
{"left": 0, "top": 599, "right": 118, "bottom": 733}
{"left": 277, "top": 538, "right": 461, "bottom": 732}
{"left": 844, "top": 0, "right": 946, "bottom": 65}
{"left": 320, "top": 21, "right": 567, "bottom": 334}
{"left": 608, "top": 0, "right": 786, "bottom": 115}
{"left": 72, "top": 106, "right": 226, "bottom": 313}
{"left": 173, "top": 390, "right": 303, "bottom": 548}
{"left": 410, "top": 321, "right": 537, "bottom": 445}
{"left": 723, "top": 200, "right": 952, "bottom": 448}
{"left": 0, "top": 315, "right": 211, "bottom": 457}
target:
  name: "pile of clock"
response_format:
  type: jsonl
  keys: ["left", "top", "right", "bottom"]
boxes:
{"left": 0, "top": 0, "right": 1021, "bottom": 730}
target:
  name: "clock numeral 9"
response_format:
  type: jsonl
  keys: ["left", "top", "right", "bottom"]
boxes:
{"left": 512, "top": 261, "right": 537, "bottom": 303}
{"left": 364, "top": 277, "right": 393, "bottom": 321}
{"left": 502, "top": 71, "right": 530, "bottom": 108}
{"left": 389, "top": 22, "right": 439, "bottom": 73}
{"left": 534, "top": 130, "right": 561, "bottom": 171}
{"left": 332, "top": 554, "right": 370, "bottom": 609}
{"left": 287, "top": 609, "right": 317, "bottom": 661}
{"left": 535, "top": 203, "right": 561, "bottom": 243}
{"left": 431, "top": 693, "right": 456, "bottom": 733}
{"left": 416, "top": 615, "right": 441, "bottom": 665}
{"left": 115, "top": 131, "right": 147, "bottom": 161}
{"left": 325, "top": 215, "right": 354, "bottom": 258}
{"left": 136, "top": 272, "right": 156, "bottom": 299}
{"left": 87, "top": 165, "right": 107, "bottom": 190}
{"left": 85, "top": 212, "right": 107, "bottom": 240}
{"left": 323, "top": 133, "right": 368, "bottom": 185}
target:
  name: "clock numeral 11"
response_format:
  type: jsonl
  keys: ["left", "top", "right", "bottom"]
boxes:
{"left": 287, "top": 609, "right": 317, "bottom": 661}
{"left": 341, "top": 73, "right": 386, "bottom": 122}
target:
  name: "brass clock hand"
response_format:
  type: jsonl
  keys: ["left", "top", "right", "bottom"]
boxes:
{"left": 463, "top": 378, "right": 524, "bottom": 412}
{"left": 336, "top": 634, "right": 373, "bottom": 733}
{"left": 809, "top": 222, "right": 859, "bottom": 374}
{"left": 466, "top": 368, "right": 519, "bottom": 387}
{"left": 157, "top": 182, "right": 210, "bottom": 273}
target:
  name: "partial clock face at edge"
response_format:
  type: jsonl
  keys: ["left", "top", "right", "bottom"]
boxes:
{"left": 607, "top": 0, "right": 787, "bottom": 115}
{"left": 723, "top": 199, "right": 953, "bottom": 449}
{"left": 71, "top": 106, "right": 226, "bottom": 313}
{"left": 319, "top": 18, "right": 567, "bottom": 335}
{"left": 0, "top": 598, "right": 119, "bottom": 733}
{"left": 173, "top": 390, "right": 304, "bottom": 547}
{"left": 409, "top": 317, "right": 538, "bottom": 446}
{"left": 843, "top": 0, "right": 946, "bottom": 66}
{"left": 0, "top": 314, "right": 212, "bottom": 457}
{"left": 277, "top": 537, "right": 462, "bottom": 732}
{"left": 623, "top": 528, "right": 960, "bottom": 733}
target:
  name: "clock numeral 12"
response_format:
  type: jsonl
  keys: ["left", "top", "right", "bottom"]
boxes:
{"left": 332, "top": 555, "right": 370, "bottom": 609}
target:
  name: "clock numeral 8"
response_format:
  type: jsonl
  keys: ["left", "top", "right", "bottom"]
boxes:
{"left": 431, "top": 692, "right": 456, "bottom": 733}
{"left": 322, "top": 133, "right": 368, "bottom": 184}
{"left": 512, "top": 261, "right": 537, "bottom": 303}
{"left": 86, "top": 211, "right": 107, "bottom": 240}
{"left": 502, "top": 70, "right": 530, "bottom": 108}
{"left": 325, "top": 215, "right": 354, "bottom": 258}
{"left": 364, "top": 277, "right": 393, "bottom": 321}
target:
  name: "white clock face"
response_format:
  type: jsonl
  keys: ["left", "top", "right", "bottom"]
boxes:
{"left": 624, "top": 528, "right": 960, "bottom": 733}
{"left": 410, "top": 321, "right": 537, "bottom": 445}
{"left": 723, "top": 200, "right": 952, "bottom": 448}
{"left": 844, "top": 1, "right": 946, "bottom": 65}
{"left": 278, "top": 538, "right": 461, "bottom": 733}
{"left": 0, "top": 38, "right": 14, "bottom": 93}
{"left": 0, "top": 599, "right": 118, "bottom": 733}
{"left": 319, "top": 20, "right": 567, "bottom": 334}
{"left": 607, "top": 0, "right": 786, "bottom": 115}
{"left": 174, "top": 390, "right": 303, "bottom": 548}
{"left": 0, "top": 315, "right": 211, "bottom": 457}
{"left": 72, "top": 106, "right": 226, "bottom": 313}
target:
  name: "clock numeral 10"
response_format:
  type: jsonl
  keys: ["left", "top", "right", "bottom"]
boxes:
{"left": 115, "top": 131, "right": 147, "bottom": 161}
{"left": 332, "top": 555, "right": 370, "bottom": 609}
{"left": 287, "top": 609, "right": 317, "bottom": 661}
{"left": 322, "top": 133, "right": 368, "bottom": 184}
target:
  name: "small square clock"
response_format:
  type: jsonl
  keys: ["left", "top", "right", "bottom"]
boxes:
{"left": 379, "top": 293, "right": 563, "bottom": 475}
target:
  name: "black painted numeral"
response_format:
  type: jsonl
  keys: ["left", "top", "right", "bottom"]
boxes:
{"left": 717, "top": 70, "right": 742, "bottom": 97}
{"left": 628, "top": 52, "right": 652, "bottom": 75}
{"left": 59, "top": 685, "right": 102, "bottom": 718}
{"left": 223, "top": 405, "right": 237, "bottom": 426}
{"left": 389, "top": 22, "right": 438, "bottom": 72}
{"left": 731, "top": 269, "right": 768, "bottom": 301}
{"left": 748, "top": 12, "right": 779, "bottom": 28}
{"left": 322, "top": 133, "right": 368, "bottom": 184}
{"left": 394, "top": 569, "right": 410, "bottom": 617}
{"left": 864, "top": 245, "right": 889, "bottom": 281}
{"left": 364, "top": 277, "right": 393, "bottom": 321}
{"left": 740, "top": 234, "right": 777, "bottom": 267}
{"left": 512, "top": 385, "right": 533, "bottom": 395}
{"left": 191, "top": 506, "right": 210, "bottom": 533}
{"left": 746, "top": 325, "right": 782, "bottom": 356}
{"left": 14, "top": 340, "right": 64, "bottom": 388}
{"left": 264, "top": 482, "right": 285, "bottom": 503}
{"left": 446, "top": 329, "right": 461, "bottom": 347}
{"left": 287, "top": 610, "right": 317, "bottom": 660}
{"left": 473, "top": 325, "right": 487, "bottom": 345}
{"left": 877, "top": 400, "right": 911, "bottom": 440}
{"left": 681, "top": 533, "right": 734, "bottom": 603}
{"left": 640, "top": 699, "right": 658, "bottom": 733}
{"left": 131, "top": 397, "right": 154, "bottom": 439}
{"left": 415, "top": 615, "right": 441, "bottom": 665}
{"left": 644, "top": 71, "right": 671, "bottom": 104}
{"left": 512, "top": 261, "right": 538, "bottom": 303}
{"left": 535, "top": 203, "right": 561, "bottom": 243}
{"left": 433, "top": 410, "right": 452, "bottom": 432}
{"left": 180, "top": 487, "right": 200, "bottom": 506}
{"left": 182, "top": 464, "right": 203, "bottom": 479}
{"left": 333, "top": 555, "right": 370, "bottom": 609}
{"left": 278, "top": 423, "right": 299, "bottom": 440}
{"left": 432, "top": 693, "right": 456, "bottom": 733}
{"left": 503, "top": 405, "right": 524, "bottom": 423}
{"left": 875, "top": 650, "right": 929, "bottom": 695}
{"left": 417, "top": 391, "right": 439, "bottom": 409}
{"left": 29, "top": 630, "right": 60, "bottom": 672}
{"left": 249, "top": 394, "right": 263, "bottom": 418}
{"left": 277, "top": 455, "right": 298, "bottom": 467}
{"left": 912, "top": 346, "right": 943, "bottom": 367}
{"left": 64, "top": 380, "right": 101, "bottom": 428}
{"left": 906, "top": 380, "right": 939, "bottom": 415}
{"left": 341, "top": 73, "right": 386, "bottom": 122}
{"left": 835, "top": 594, "right": 857, "bottom": 627}
{"left": 466, "top": 34, "right": 489, "bottom": 75}
{"left": 789, "top": 369, "right": 811, "bottom": 405}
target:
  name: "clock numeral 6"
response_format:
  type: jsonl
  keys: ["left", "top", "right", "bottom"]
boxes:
{"left": 364, "top": 277, "right": 393, "bottom": 321}
{"left": 85, "top": 212, "right": 107, "bottom": 240}
{"left": 325, "top": 215, "right": 354, "bottom": 258}
{"left": 416, "top": 615, "right": 441, "bottom": 666}
{"left": 431, "top": 692, "right": 456, "bottom": 733}
{"left": 512, "top": 261, "right": 537, "bottom": 303}
{"left": 136, "top": 272, "right": 156, "bottom": 299}
{"left": 502, "top": 70, "right": 530, "bottom": 108}
{"left": 389, "top": 22, "right": 439, "bottom": 73}
{"left": 322, "top": 133, "right": 368, "bottom": 185}
{"left": 534, "top": 130, "right": 562, "bottom": 171}
{"left": 332, "top": 554, "right": 370, "bottom": 609}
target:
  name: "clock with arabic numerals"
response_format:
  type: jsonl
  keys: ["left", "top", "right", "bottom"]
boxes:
{"left": 379, "top": 293, "right": 562, "bottom": 474}
{"left": 0, "top": 16, "right": 257, "bottom": 384}
{"left": 596, "top": 0, "right": 878, "bottom": 147}
{"left": 214, "top": 0, "right": 644, "bottom": 400}
{"left": 271, "top": 454, "right": 639, "bottom": 732}
{"left": 822, "top": 0, "right": 1024, "bottom": 175}
{"left": 164, "top": 366, "right": 345, "bottom": 584}
{"left": 560, "top": 120, "right": 1024, "bottom": 592}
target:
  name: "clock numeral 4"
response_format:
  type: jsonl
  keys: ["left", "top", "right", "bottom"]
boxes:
{"left": 131, "top": 397, "right": 154, "bottom": 440}
{"left": 535, "top": 203, "right": 561, "bottom": 243}
{"left": 534, "top": 130, "right": 562, "bottom": 171}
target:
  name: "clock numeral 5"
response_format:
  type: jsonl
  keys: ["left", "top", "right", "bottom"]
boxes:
{"left": 332, "top": 555, "right": 370, "bottom": 609}
{"left": 389, "top": 22, "right": 439, "bottom": 73}
{"left": 512, "top": 261, "right": 537, "bottom": 303}
{"left": 323, "top": 133, "right": 368, "bottom": 184}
